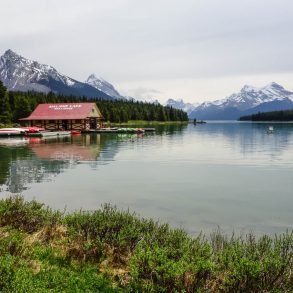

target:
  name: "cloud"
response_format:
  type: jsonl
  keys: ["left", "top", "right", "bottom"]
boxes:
{"left": 122, "top": 87, "right": 162, "bottom": 101}
{"left": 1, "top": 0, "right": 293, "bottom": 102}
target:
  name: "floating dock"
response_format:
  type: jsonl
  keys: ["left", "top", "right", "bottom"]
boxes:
{"left": 86, "top": 127, "right": 156, "bottom": 134}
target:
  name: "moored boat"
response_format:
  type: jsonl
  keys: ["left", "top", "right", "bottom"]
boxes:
{"left": 0, "top": 128, "right": 26, "bottom": 136}
{"left": 27, "top": 131, "right": 71, "bottom": 137}
{"left": 21, "top": 126, "right": 45, "bottom": 133}
{"left": 71, "top": 130, "right": 81, "bottom": 135}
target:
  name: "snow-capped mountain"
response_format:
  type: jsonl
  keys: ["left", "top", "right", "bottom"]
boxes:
{"left": 85, "top": 74, "right": 124, "bottom": 99}
{"left": 166, "top": 99, "right": 198, "bottom": 115}
{"left": 0, "top": 49, "right": 113, "bottom": 99}
{"left": 169, "top": 83, "right": 293, "bottom": 120}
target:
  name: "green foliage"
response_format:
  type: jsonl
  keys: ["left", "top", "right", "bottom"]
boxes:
{"left": 239, "top": 109, "right": 293, "bottom": 121}
{"left": 0, "top": 80, "right": 11, "bottom": 124}
{"left": 13, "top": 95, "right": 32, "bottom": 121}
{"left": 0, "top": 89, "right": 188, "bottom": 123}
{"left": 0, "top": 195, "right": 61, "bottom": 233}
{"left": 0, "top": 196, "right": 292, "bottom": 292}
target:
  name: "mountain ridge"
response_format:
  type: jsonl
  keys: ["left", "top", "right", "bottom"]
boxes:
{"left": 0, "top": 49, "right": 114, "bottom": 100}
{"left": 167, "top": 83, "right": 293, "bottom": 120}
{"left": 85, "top": 74, "right": 124, "bottom": 99}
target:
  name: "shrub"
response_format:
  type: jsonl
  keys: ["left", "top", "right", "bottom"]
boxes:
{"left": 0, "top": 196, "right": 61, "bottom": 233}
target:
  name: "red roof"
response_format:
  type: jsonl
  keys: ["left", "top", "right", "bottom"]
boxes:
{"left": 20, "top": 103, "right": 102, "bottom": 120}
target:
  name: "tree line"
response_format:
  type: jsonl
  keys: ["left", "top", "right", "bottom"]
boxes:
{"left": 0, "top": 80, "right": 188, "bottom": 124}
{"left": 239, "top": 109, "right": 293, "bottom": 121}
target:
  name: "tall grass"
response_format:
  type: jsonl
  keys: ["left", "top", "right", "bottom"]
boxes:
{"left": 0, "top": 196, "right": 292, "bottom": 292}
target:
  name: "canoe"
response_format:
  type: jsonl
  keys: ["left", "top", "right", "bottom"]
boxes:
{"left": 71, "top": 131, "right": 81, "bottom": 135}
{"left": 0, "top": 128, "right": 26, "bottom": 136}
{"left": 27, "top": 131, "right": 71, "bottom": 137}
{"left": 21, "top": 126, "right": 45, "bottom": 133}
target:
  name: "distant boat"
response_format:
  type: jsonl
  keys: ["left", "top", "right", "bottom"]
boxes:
{"left": 267, "top": 126, "right": 274, "bottom": 134}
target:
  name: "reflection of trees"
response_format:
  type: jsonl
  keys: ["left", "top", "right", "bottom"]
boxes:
{"left": 0, "top": 134, "right": 121, "bottom": 193}
{"left": 0, "top": 126, "right": 187, "bottom": 194}
{"left": 155, "top": 123, "right": 188, "bottom": 135}
{"left": 7, "top": 159, "right": 71, "bottom": 193}
{"left": 0, "top": 146, "right": 30, "bottom": 185}
{"left": 193, "top": 122, "right": 293, "bottom": 159}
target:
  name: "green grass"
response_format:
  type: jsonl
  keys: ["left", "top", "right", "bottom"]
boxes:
{"left": 0, "top": 196, "right": 292, "bottom": 292}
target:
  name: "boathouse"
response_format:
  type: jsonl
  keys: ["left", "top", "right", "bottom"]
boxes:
{"left": 20, "top": 103, "right": 104, "bottom": 131}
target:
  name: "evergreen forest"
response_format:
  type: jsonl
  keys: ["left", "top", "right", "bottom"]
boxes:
{"left": 239, "top": 109, "right": 293, "bottom": 121}
{"left": 0, "top": 81, "right": 188, "bottom": 125}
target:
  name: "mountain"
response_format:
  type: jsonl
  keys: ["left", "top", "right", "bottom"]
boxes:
{"left": 168, "top": 83, "right": 293, "bottom": 120}
{"left": 0, "top": 49, "right": 113, "bottom": 99}
{"left": 85, "top": 74, "right": 124, "bottom": 99}
{"left": 166, "top": 99, "right": 198, "bottom": 115}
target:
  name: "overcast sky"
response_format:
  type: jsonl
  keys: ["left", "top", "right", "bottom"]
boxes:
{"left": 1, "top": 0, "right": 293, "bottom": 103}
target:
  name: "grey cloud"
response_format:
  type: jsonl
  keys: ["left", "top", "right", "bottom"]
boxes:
{"left": 0, "top": 0, "right": 293, "bottom": 102}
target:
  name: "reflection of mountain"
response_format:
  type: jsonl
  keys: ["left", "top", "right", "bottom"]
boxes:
{"left": 192, "top": 122, "right": 293, "bottom": 162}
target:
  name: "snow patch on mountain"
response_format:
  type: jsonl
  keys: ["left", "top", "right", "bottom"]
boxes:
{"left": 189, "top": 82, "right": 293, "bottom": 119}
{"left": 197, "top": 82, "right": 293, "bottom": 111}
{"left": 166, "top": 83, "right": 293, "bottom": 120}
{"left": 0, "top": 49, "right": 77, "bottom": 92}
{"left": 165, "top": 99, "right": 198, "bottom": 115}
{"left": 85, "top": 74, "right": 123, "bottom": 99}
{"left": 0, "top": 49, "right": 113, "bottom": 99}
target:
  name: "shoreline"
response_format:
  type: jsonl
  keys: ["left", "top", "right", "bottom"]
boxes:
{"left": 0, "top": 196, "right": 292, "bottom": 292}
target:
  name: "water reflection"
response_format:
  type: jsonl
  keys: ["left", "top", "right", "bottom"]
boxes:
{"left": 0, "top": 123, "right": 293, "bottom": 235}
{"left": 1, "top": 134, "right": 107, "bottom": 193}
{"left": 0, "top": 129, "right": 165, "bottom": 193}
{"left": 190, "top": 122, "right": 293, "bottom": 166}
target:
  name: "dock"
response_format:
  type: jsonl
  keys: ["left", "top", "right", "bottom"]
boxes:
{"left": 85, "top": 127, "right": 156, "bottom": 134}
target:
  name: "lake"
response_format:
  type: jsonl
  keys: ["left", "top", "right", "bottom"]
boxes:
{"left": 0, "top": 122, "right": 293, "bottom": 235}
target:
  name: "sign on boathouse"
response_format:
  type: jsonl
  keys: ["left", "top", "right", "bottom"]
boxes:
{"left": 20, "top": 103, "right": 104, "bottom": 131}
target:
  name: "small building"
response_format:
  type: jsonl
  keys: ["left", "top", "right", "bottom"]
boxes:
{"left": 20, "top": 103, "right": 104, "bottom": 131}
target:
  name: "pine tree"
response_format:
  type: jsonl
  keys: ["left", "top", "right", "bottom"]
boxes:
{"left": 0, "top": 81, "right": 11, "bottom": 124}
{"left": 13, "top": 96, "right": 31, "bottom": 120}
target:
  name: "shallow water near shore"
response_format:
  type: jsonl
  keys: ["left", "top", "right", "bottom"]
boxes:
{"left": 0, "top": 122, "right": 293, "bottom": 235}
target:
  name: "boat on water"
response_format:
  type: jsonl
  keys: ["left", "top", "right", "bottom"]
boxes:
{"left": 21, "top": 126, "right": 45, "bottom": 133}
{"left": 0, "top": 128, "right": 26, "bottom": 136}
{"left": 71, "top": 130, "right": 81, "bottom": 135}
{"left": 27, "top": 131, "right": 71, "bottom": 137}
{"left": 267, "top": 126, "right": 274, "bottom": 134}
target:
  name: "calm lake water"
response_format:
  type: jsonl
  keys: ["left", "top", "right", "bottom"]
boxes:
{"left": 0, "top": 122, "right": 293, "bottom": 235}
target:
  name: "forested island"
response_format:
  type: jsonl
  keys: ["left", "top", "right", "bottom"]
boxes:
{"left": 239, "top": 109, "right": 293, "bottom": 121}
{"left": 0, "top": 81, "right": 188, "bottom": 125}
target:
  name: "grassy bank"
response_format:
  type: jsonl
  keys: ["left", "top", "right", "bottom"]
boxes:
{"left": 0, "top": 196, "right": 292, "bottom": 292}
